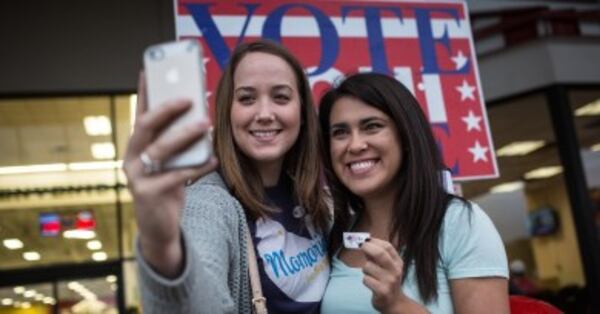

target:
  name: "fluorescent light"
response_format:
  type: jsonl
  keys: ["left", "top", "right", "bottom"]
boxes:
{"left": 68, "top": 161, "right": 122, "bottom": 171}
{"left": 82, "top": 291, "right": 97, "bottom": 300}
{"left": 83, "top": 115, "right": 112, "bottom": 136}
{"left": 35, "top": 294, "right": 44, "bottom": 301}
{"left": 23, "top": 251, "right": 41, "bottom": 261}
{"left": 1, "top": 298, "right": 12, "bottom": 306}
{"left": 87, "top": 240, "right": 102, "bottom": 250}
{"left": 524, "top": 166, "right": 563, "bottom": 179}
{"left": 13, "top": 286, "right": 25, "bottom": 294}
{"left": 68, "top": 281, "right": 81, "bottom": 290}
{"left": 575, "top": 98, "right": 600, "bottom": 116}
{"left": 3, "top": 238, "right": 24, "bottom": 250}
{"left": 0, "top": 163, "right": 67, "bottom": 175}
{"left": 23, "top": 290, "right": 36, "bottom": 298}
{"left": 0, "top": 160, "right": 123, "bottom": 175}
{"left": 591, "top": 143, "right": 600, "bottom": 152}
{"left": 497, "top": 141, "right": 545, "bottom": 156}
{"left": 92, "top": 252, "right": 108, "bottom": 261}
{"left": 43, "top": 297, "right": 55, "bottom": 304}
{"left": 106, "top": 275, "right": 117, "bottom": 283}
{"left": 63, "top": 230, "right": 96, "bottom": 239}
{"left": 21, "top": 302, "right": 31, "bottom": 309}
{"left": 490, "top": 181, "right": 525, "bottom": 193}
{"left": 91, "top": 142, "right": 116, "bottom": 159}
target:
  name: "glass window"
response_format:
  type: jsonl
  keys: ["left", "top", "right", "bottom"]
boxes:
{"left": 0, "top": 96, "right": 120, "bottom": 269}
{"left": 57, "top": 277, "right": 118, "bottom": 314}
{"left": 0, "top": 283, "right": 54, "bottom": 311}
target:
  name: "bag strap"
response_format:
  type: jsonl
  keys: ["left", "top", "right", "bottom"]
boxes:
{"left": 246, "top": 226, "right": 268, "bottom": 314}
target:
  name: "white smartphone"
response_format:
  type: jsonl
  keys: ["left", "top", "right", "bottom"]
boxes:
{"left": 143, "top": 39, "right": 212, "bottom": 170}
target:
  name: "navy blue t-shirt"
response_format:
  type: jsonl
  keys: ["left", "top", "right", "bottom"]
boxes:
{"left": 247, "top": 175, "right": 329, "bottom": 314}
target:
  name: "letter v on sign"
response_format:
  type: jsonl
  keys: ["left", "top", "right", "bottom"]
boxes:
{"left": 185, "top": 3, "right": 260, "bottom": 70}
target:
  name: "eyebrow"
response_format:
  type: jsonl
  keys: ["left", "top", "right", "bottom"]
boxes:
{"left": 272, "top": 85, "right": 293, "bottom": 92}
{"left": 330, "top": 116, "right": 385, "bottom": 129}
{"left": 234, "top": 85, "right": 293, "bottom": 94}
{"left": 234, "top": 86, "right": 255, "bottom": 94}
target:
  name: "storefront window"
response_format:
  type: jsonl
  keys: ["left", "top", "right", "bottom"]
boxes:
{"left": 569, "top": 89, "right": 600, "bottom": 242}
{"left": 0, "top": 95, "right": 140, "bottom": 311}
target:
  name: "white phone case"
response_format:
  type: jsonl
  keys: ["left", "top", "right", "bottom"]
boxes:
{"left": 143, "top": 39, "right": 212, "bottom": 169}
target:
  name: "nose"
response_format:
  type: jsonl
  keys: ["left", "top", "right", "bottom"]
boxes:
{"left": 254, "top": 98, "right": 275, "bottom": 123}
{"left": 347, "top": 132, "right": 368, "bottom": 154}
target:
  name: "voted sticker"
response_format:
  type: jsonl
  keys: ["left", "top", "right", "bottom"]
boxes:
{"left": 343, "top": 232, "right": 370, "bottom": 249}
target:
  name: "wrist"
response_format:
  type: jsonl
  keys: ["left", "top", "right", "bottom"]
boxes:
{"left": 384, "top": 294, "right": 427, "bottom": 314}
{"left": 140, "top": 233, "right": 183, "bottom": 278}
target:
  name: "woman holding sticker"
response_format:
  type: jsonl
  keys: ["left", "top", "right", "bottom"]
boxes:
{"left": 318, "top": 73, "right": 509, "bottom": 314}
{"left": 124, "top": 40, "right": 331, "bottom": 313}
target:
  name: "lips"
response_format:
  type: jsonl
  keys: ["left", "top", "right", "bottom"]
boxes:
{"left": 347, "top": 159, "right": 379, "bottom": 174}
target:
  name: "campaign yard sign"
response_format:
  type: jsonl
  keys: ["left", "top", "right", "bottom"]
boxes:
{"left": 174, "top": 0, "right": 499, "bottom": 181}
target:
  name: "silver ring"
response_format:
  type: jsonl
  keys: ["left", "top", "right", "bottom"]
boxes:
{"left": 140, "top": 152, "right": 161, "bottom": 174}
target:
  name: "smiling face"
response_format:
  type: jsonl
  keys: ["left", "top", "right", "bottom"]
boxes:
{"left": 230, "top": 52, "right": 301, "bottom": 173}
{"left": 329, "top": 96, "right": 402, "bottom": 200}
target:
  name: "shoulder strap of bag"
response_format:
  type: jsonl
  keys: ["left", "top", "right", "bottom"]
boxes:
{"left": 246, "top": 226, "right": 268, "bottom": 314}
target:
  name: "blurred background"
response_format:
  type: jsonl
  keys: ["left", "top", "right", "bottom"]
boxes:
{"left": 1, "top": 0, "right": 599, "bottom": 313}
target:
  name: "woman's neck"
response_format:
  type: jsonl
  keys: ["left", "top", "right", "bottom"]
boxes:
{"left": 358, "top": 190, "right": 397, "bottom": 239}
{"left": 255, "top": 159, "right": 283, "bottom": 187}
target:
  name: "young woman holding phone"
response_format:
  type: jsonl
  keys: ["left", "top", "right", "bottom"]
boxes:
{"left": 123, "top": 40, "right": 330, "bottom": 313}
{"left": 318, "top": 73, "right": 509, "bottom": 314}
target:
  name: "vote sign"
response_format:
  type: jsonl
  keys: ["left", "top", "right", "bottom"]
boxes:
{"left": 175, "top": 0, "right": 499, "bottom": 181}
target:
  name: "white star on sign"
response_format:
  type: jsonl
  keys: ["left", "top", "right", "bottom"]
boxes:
{"left": 461, "top": 110, "right": 482, "bottom": 132}
{"left": 456, "top": 80, "right": 476, "bottom": 101}
{"left": 468, "top": 140, "right": 489, "bottom": 163}
{"left": 451, "top": 50, "right": 468, "bottom": 70}
{"left": 202, "top": 57, "right": 210, "bottom": 73}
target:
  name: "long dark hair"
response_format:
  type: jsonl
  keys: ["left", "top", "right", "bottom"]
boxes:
{"left": 213, "top": 40, "right": 330, "bottom": 232}
{"left": 319, "top": 72, "right": 468, "bottom": 302}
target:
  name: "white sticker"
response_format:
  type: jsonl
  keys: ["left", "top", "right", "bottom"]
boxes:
{"left": 343, "top": 232, "right": 370, "bottom": 249}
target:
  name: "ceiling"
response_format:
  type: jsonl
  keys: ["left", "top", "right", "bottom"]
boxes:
{"left": 0, "top": 96, "right": 132, "bottom": 167}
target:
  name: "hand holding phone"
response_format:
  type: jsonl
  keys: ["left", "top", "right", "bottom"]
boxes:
{"left": 143, "top": 39, "right": 212, "bottom": 170}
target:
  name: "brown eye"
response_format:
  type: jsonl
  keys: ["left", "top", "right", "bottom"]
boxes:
{"left": 364, "top": 122, "right": 383, "bottom": 133}
{"left": 330, "top": 128, "right": 348, "bottom": 138}
{"left": 273, "top": 93, "right": 291, "bottom": 104}
{"left": 238, "top": 95, "right": 254, "bottom": 105}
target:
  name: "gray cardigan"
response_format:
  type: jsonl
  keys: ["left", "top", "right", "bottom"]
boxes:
{"left": 136, "top": 172, "right": 252, "bottom": 313}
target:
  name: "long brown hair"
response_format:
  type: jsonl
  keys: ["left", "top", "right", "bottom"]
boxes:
{"left": 213, "top": 40, "right": 330, "bottom": 232}
{"left": 319, "top": 72, "right": 469, "bottom": 302}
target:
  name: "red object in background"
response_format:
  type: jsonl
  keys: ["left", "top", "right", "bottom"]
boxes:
{"left": 75, "top": 211, "right": 96, "bottom": 230}
{"left": 510, "top": 296, "right": 563, "bottom": 314}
